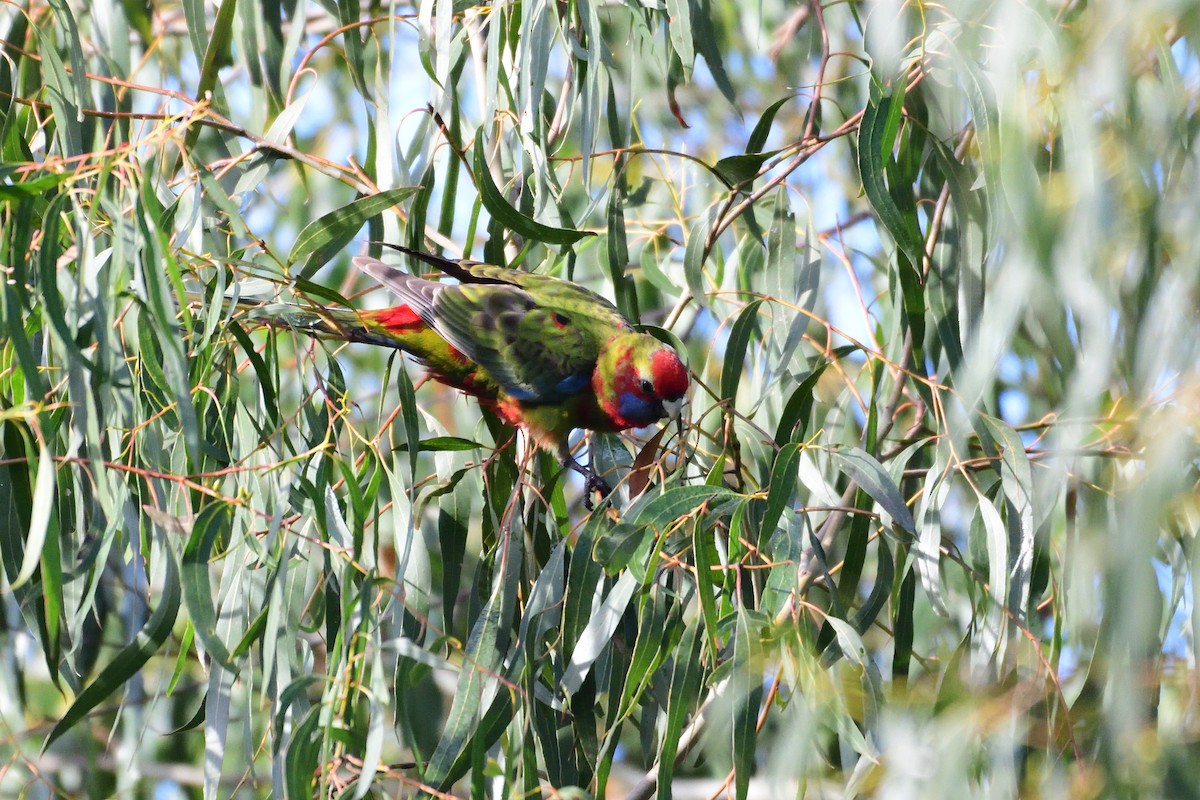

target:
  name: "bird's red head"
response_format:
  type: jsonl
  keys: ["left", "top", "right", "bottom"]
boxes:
{"left": 650, "top": 348, "right": 689, "bottom": 402}
{"left": 594, "top": 333, "right": 690, "bottom": 431}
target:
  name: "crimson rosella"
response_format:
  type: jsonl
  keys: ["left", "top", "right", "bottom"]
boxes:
{"left": 247, "top": 245, "right": 689, "bottom": 505}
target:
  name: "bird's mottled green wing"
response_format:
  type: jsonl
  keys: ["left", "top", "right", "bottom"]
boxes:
{"left": 431, "top": 276, "right": 633, "bottom": 402}
{"left": 362, "top": 247, "right": 634, "bottom": 402}
{"left": 459, "top": 263, "right": 629, "bottom": 322}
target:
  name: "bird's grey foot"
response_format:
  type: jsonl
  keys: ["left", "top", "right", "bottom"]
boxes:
{"left": 561, "top": 450, "right": 612, "bottom": 510}
{"left": 582, "top": 472, "right": 613, "bottom": 510}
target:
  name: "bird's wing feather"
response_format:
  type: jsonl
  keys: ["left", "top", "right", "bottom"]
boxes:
{"left": 357, "top": 251, "right": 634, "bottom": 402}
{"left": 431, "top": 282, "right": 610, "bottom": 401}
{"left": 353, "top": 256, "right": 443, "bottom": 324}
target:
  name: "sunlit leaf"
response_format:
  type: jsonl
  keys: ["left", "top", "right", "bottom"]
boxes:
{"left": 289, "top": 188, "right": 419, "bottom": 277}
{"left": 44, "top": 537, "right": 181, "bottom": 749}
{"left": 833, "top": 447, "right": 916, "bottom": 536}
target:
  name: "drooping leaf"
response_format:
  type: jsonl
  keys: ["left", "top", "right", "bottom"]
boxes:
{"left": 179, "top": 503, "right": 235, "bottom": 669}
{"left": 833, "top": 447, "right": 916, "bottom": 536}
{"left": 45, "top": 535, "right": 182, "bottom": 749}
{"left": 721, "top": 299, "right": 763, "bottom": 404}
{"left": 289, "top": 188, "right": 419, "bottom": 277}
{"left": 471, "top": 137, "right": 593, "bottom": 246}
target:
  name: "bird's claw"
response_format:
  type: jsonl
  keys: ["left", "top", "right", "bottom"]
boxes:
{"left": 583, "top": 474, "right": 613, "bottom": 511}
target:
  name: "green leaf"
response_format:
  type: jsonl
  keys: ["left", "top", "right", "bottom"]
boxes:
{"left": 892, "top": 566, "right": 917, "bottom": 682}
{"left": 36, "top": 463, "right": 62, "bottom": 686}
{"left": 0, "top": 283, "right": 48, "bottom": 402}
{"left": 773, "top": 346, "right": 857, "bottom": 445}
{"left": 712, "top": 152, "right": 781, "bottom": 188}
{"left": 847, "top": 532, "right": 894, "bottom": 647}
{"left": 605, "top": 482, "right": 736, "bottom": 583}
{"left": 721, "top": 299, "right": 762, "bottom": 405}
{"left": 8, "top": 429, "right": 54, "bottom": 590}
{"left": 747, "top": 95, "right": 795, "bottom": 155}
{"left": 858, "top": 81, "right": 926, "bottom": 351}
{"left": 824, "top": 615, "right": 870, "bottom": 668}
{"left": 516, "top": 541, "right": 567, "bottom": 670}
{"left": 731, "top": 608, "right": 762, "bottom": 800}
{"left": 46, "top": 0, "right": 89, "bottom": 117}
{"left": 835, "top": 489, "right": 873, "bottom": 613}
{"left": 288, "top": 188, "right": 419, "bottom": 278}
{"left": 914, "top": 447, "right": 951, "bottom": 617}
{"left": 683, "top": 207, "right": 718, "bottom": 307}
{"left": 562, "top": 515, "right": 608, "bottom": 652}
{"left": 34, "top": 20, "right": 83, "bottom": 156}
{"left": 666, "top": 0, "right": 694, "bottom": 78}
{"left": 0, "top": 171, "right": 72, "bottom": 202}
{"left": 394, "top": 362, "right": 421, "bottom": 481}
{"left": 691, "top": 0, "right": 738, "bottom": 111}
{"left": 592, "top": 520, "right": 650, "bottom": 574}
{"left": 560, "top": 571, "right": 638, "bottom": 697}
{"left": 691, "top": 517, "right": 721, "bottom": 660}
{"left": 136, "top": 173, "right": 201, "bottom": 463}
{"left": 472, "top": 137, "right": 592, "bottom": 246}
{"left": 425, "top": 532, "right": 521, "bottom": 789}
{"left": 393, "top": 435, "right": 485, "bottom": 453}
{"left": 36, "top": 193, "right": 87, "bottom": 366}
{"left": 436, "top": 474, "right": 471, "bottom": 627}
{"left": 606, "top": 169, "right": 640, "bottom": 322}
{"left": 166, "top": 692, "right": 207, "bottom": 735}
{"left": 228, "top": 322, "right": 280, "bottom": 433}
{"left": 858, "top": 82, "right": 924, "bottom": 267}
{"left": 637, "top": 486, "right": 740, "bottom": 529}
{"left": 284, "top": 704, "right": 323, "bottom": 800}
{"left": 640, "top": 245, "right": 681, "bottom": 296}
{"left": 981, "top": 415, "right": 1035, "bottom": 617}
{"left": 657, "top": 623, "right": 704, "bottom": 800}
{"left": 975, "top": 485, "right": 1009, "bottom": 628}
{"left": 943, "top": 37, "right": 1003, "bottom": 249}
{"left": 762, "top": 442, "right": 802, "bottom": 539}
{"left": 181, "top": 0, "right": 236, "bottom": 157}
{"left": 616, "top": 582, "right": 675, "bottom": 718}
{"left": 833, "top": 447, "right": 916, "bottom": 536}
{"left": 180, "top": 503, "right": 235, "bottom": 669}
{"left": 230, "top": 603, "right": 270, "bottom": 660}
{"left": 44, "top": 536, "right": 182, "bottom": 749}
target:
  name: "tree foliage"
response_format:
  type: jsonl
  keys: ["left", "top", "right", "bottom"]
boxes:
{"left": 2, "top": 0, "right": 1199, "bottom": 797}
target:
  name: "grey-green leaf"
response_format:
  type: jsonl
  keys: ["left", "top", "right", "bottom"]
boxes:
{"left": 833, "top": 447, "right": 916, "bottom": 536}
{"left": 289, "top": 188, "right": 419, "bottom": 278}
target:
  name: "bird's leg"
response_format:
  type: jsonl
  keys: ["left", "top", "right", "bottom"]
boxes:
{"left": 557, "top": 444, "right": 612, "bottom": 510}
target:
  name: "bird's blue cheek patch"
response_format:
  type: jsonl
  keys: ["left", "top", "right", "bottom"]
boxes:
{"left": 618, "top": 392, "right": 659, "bottom": 426}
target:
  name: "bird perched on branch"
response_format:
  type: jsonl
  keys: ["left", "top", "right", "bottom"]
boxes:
{"left": 245, "top": 245, "right": 689, "bottom": 506}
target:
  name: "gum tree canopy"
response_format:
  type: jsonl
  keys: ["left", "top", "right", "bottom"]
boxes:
{"left": 1, "top": 1, "right": 1198, "bottom": 798}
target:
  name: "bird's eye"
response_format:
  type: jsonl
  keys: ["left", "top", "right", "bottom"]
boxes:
{"left": 640, "top": 378, "right": 654, "bottom": 394}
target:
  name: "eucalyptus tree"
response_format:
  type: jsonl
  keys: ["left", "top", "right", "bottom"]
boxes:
{"left": 1, "top": 1, "right": 1198, "bottom": 797}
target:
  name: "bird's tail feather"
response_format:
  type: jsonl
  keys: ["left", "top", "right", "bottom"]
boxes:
{"left": 215, "top": 293, "right": 491, "bottom": 398}
{"left": 240, "top": 302, "right": 416, "bottom": 351}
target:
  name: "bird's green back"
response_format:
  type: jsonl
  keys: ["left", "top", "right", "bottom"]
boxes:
{"left": 430, "top": 264, "right": 634, "bottom": 403}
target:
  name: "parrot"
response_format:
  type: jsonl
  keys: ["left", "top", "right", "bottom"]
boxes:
{"left": 244, "top": 245, "right": 689, "bottom": 505}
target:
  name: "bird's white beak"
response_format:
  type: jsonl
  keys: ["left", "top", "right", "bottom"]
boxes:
{"left": 662, "top": 397, "right": 684, "bottom": 419}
